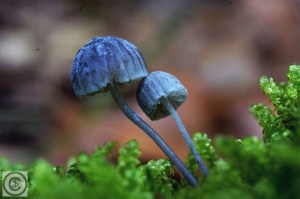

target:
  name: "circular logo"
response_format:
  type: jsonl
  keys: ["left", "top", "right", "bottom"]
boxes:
{"left": 3, "top": 172, "right": 28, "bottom": 196}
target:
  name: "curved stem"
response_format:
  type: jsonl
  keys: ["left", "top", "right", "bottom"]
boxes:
{"left": 161, "top": 97, "right": 209, "bottom": 177}
{"left": 107, "top": 82, "right": 198, "bottom": 187}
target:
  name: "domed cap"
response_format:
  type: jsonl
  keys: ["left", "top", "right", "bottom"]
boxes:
{"left": 137, "top": 71, "right": 188, "bottom": 120}
{"left": 71, "top": 36, "right": 148, "bottom": 98}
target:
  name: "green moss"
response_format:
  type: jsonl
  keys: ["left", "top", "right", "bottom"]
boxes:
{"left": 1, "top": 65, "right": 300, "bottom": 198}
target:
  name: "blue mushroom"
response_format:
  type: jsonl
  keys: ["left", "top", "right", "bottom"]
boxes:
{"left": 71, "top": 36, "right": 148, "bottom": 98}
{"left": 137, "top": 71, "right": 209, "bottom": 177}
{"left": 70, "top": 36, "right": 198, "bottom": 186}
{"left": 137, "top": 71, "right": 188, "bottom": 120}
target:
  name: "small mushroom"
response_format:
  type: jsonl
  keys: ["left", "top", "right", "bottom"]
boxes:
{"left": 137, "top": 71, "right": 208, "bottom": 177}
{"left": 71, "top": 36, "right": 197, "bottom": 186}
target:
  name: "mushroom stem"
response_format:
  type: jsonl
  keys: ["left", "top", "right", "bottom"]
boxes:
{"left": 107, "top": 82, "right": 198, "bottom": 187}
{"left": 161, "top": 97, "right": 209, "bottom": 177}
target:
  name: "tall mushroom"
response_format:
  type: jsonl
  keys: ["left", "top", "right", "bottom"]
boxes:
{"left": 70, "top": 36, "right": 197, "bottom": 186}
{"left": 137, "top": 71, "right": 208, "bottom": 176}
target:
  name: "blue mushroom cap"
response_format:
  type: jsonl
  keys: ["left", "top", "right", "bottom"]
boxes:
{"left": 71, "top": 36, "right": 148, "bottom": 98}
{"left": 137, "top": 71, "right": 188, "bottom": 120}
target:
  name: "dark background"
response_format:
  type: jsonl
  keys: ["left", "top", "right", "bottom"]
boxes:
{"left": 0, "top": 0, "right": 299, "bottom": 164}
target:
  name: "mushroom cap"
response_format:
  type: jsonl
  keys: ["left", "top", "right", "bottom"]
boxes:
{"left": 71, "top": 36, "right": 148, "bottom": 98}
{"left": 137, "top": 71, "right": 188, "bottom": 120}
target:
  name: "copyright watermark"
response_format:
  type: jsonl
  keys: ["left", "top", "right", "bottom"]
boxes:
{"left": 2, "top": 171, "right": 28, "bottom": 197}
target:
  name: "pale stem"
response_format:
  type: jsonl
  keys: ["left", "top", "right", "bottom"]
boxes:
{"left": 161, "top": 97, "right": 209, "bottom": 177}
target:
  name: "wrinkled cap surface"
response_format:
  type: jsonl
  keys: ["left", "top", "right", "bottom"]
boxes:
{"left": 71, "top": 36, "right": 148, "bottom": 98}
{"left": 137, "top": 71, "right": 188, "bottom": 120}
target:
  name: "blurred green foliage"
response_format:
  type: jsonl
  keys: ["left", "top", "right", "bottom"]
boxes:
{"left": 1, "top": 65, "right": 300, "bottom": 198}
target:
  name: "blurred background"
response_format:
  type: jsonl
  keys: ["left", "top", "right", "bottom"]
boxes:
{"left": 0, "top": 0, "right": 300, "bottom": 165}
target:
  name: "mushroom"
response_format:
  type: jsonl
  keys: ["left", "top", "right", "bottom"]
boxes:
{"left": 137, "top": 71, "right": 208, "bottom": 177}
{"left": 70, "top": 36, "right": 197, "bottom": 186}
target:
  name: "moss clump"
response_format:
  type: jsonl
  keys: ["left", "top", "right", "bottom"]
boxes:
{"left": 1, "top": 65, "right": 300, "bottom": 199}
